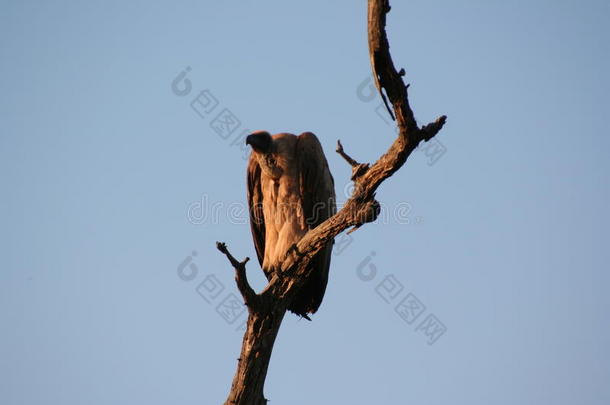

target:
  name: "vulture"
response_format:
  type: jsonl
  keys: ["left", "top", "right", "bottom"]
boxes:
{"left": 246, "top": 131, "right": 336, "bottom": 319}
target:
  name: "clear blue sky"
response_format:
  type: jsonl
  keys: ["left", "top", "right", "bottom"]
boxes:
{"left": 1, "top": 1, "right": 609, "bottom": 404}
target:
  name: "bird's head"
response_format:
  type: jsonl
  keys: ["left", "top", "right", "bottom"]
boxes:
{"left": 246, "top": 131, "right": 272, "bottom": 153}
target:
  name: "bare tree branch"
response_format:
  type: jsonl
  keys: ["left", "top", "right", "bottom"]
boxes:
{"left": 336, "top": 139, "right": 359, "bottom": 166}
{"left": 217, "top": 1, "right": 447, "bottom": 403}
{"left": 336, "top": 140, "right": 370, "bottom": 180}
{"left": 216, "top": 242, "right": 258, "bottom": 309}
{"left": 421, "top": 115, "right": 448, "bottom": 141}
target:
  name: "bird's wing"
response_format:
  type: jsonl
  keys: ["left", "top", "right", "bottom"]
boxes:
{"left": 247, "top": 155, "right": 266, "bottom": 267}
{"left": 293, "top": 132, "right": 336, "bottom": 314}
{"left": 296, "top": 132, "right": 336, "bottom": 229}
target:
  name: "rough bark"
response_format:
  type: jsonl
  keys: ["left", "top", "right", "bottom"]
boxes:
{"left": 223, "top": 306, "right": 285, "bottom": 405}
{"left": 217, "top": 1, "right": 447, "bottom": 403}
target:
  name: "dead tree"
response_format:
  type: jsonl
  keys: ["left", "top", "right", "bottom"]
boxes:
{"left": 216, "top": 1, "right": 447, "bottom": 403}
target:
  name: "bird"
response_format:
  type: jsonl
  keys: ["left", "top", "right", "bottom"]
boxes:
{"left": 246, "top": 131, "right": 336, "bottom": 319}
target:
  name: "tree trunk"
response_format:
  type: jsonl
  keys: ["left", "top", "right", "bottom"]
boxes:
{"left": 223, "top": 308, "right": 286, "bottom": 405}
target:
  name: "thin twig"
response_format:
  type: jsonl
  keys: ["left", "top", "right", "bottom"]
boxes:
{"left": 336, "top": 140, "right": 370, "bottom": 180}
{"left": 336, "top": 140, "right": 359, "bottom": 166}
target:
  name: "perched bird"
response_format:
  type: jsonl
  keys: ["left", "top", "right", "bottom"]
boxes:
{"left": 246, "top": 131, "right": 336, "bottom": 319}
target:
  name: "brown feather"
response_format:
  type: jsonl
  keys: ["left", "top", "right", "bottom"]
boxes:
{"left": 246, "top": 156, "right": 267, "bottom": 275}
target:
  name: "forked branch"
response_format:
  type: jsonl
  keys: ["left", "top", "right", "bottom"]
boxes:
{"left": 216, "top": 242, "right": 258, "bottom": 309}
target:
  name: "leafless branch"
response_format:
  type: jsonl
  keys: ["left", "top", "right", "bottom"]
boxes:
{"left": 336, "top": 140, "right": 370, "bottom": 180}
{"left": 421, "top": 115, "right": 448, "bottom": 141}
{"left": 216, "top": 242, "right": 258, "bottom": 309}
{"left": 336, "top": 139, "right": 359, "bottom": 166}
